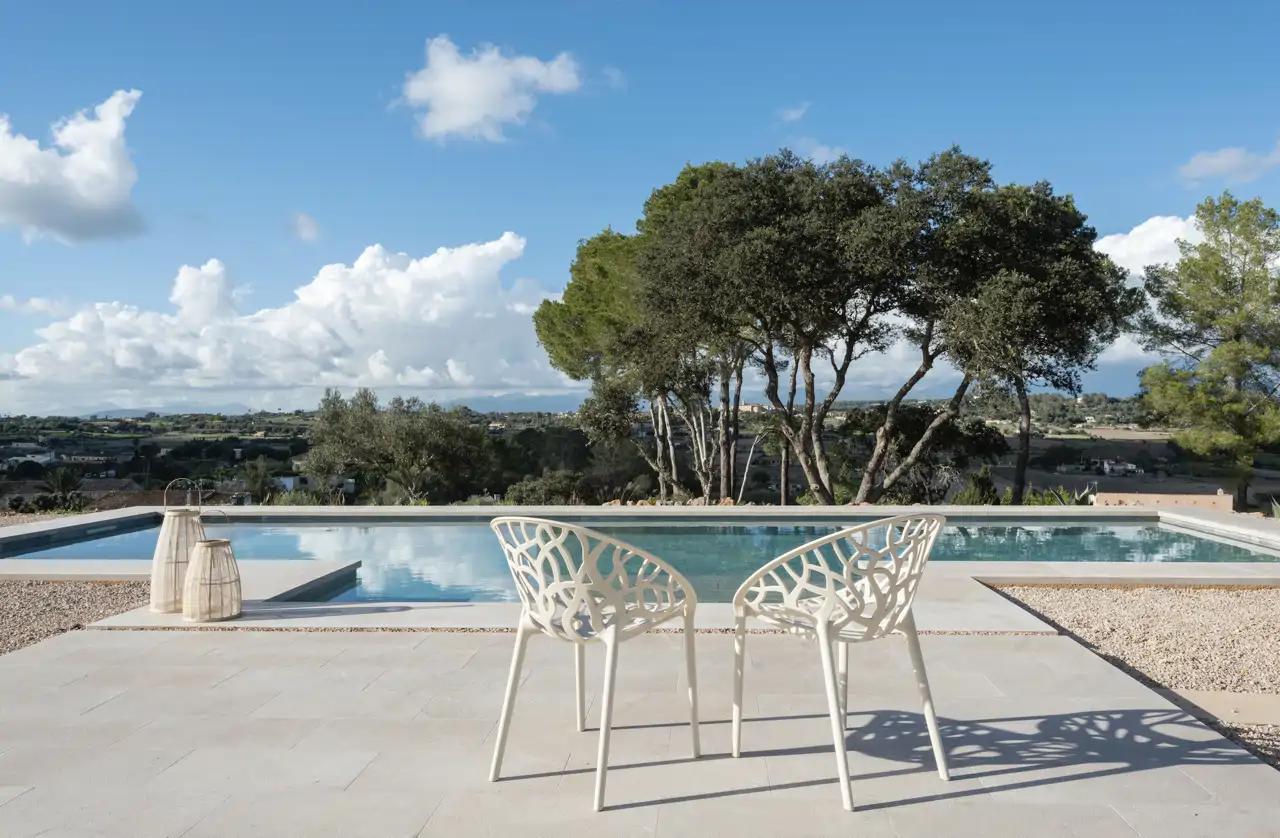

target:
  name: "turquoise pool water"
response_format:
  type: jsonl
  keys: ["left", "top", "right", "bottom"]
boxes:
{"left": 6, "top": 520, "right": 1275, "bottom": 603}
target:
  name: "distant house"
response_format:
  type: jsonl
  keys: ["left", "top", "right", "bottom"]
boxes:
{"left": 739, "top": 404, "right": 770, "bottom": 415}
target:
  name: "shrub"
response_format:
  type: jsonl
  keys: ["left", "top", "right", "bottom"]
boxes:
{"left": 797, "top": 483, "right": 854, "bottom": 505}
{"left": 952, "top": 467, "right": 999, "bottom": 505}
{"left": 7, "top": 496, "right": 30, "bottom": 513}
{"left": 504, "top": 470, "right": 582, "bottom": 505}
{"left": 270, "top": 489, "right": 325, "bottom": 506}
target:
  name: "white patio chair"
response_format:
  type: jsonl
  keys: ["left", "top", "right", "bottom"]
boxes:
{"left": 488, "top": 516, "right": 701, "bottom": 811}
{"left": 730, "top": 514, "right": 950, "bottom": 811}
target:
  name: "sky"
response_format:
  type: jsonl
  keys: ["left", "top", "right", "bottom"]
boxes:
{"left": 2, "top": 0, "right": 1279, "bottom": 415}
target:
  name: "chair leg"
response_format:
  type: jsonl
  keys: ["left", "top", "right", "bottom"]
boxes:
{"left": 574, "top": 642, "right": 586, "bottom": 733}
{"left": 902, "top": 612, "right": 950, "bottom": 781}
{"left": 732, "top": 610, "right": 747, "bottom": 758}
{"left": 817, "top": 628, "right": 854, "bottom": 812}
{"left": 594, "top": 627, "right": 621, "bottom": 812}
{"left": 837, "top": 640, "right": 849, "bottom": 727}
{"left": 683, "top": 610, "right": 701, "bottom": 758}
{"left": 489, "top": 621, "right": 531, "bottom": 782}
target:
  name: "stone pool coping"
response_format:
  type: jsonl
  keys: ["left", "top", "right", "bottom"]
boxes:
{"left": 2, "top": 504, "right": 1278, "bottom": 633}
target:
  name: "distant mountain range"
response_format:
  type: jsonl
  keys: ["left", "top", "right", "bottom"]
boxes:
{"left": 72, "top": 393, "right": 588, "bottom": 419}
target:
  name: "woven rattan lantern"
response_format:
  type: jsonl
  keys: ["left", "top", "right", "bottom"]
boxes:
{"left": 183, "top": 539, "right": 243, "bottom": 622}
{"left": 149, "top": 480, "right": 208, "bottom": 613}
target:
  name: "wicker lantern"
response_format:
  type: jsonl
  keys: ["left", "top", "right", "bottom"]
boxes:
{"left": 183, "top": 539, "right": 242, "bottom": 622}
{"left": 150, "top": 481, "right": 208, "bottom": 613}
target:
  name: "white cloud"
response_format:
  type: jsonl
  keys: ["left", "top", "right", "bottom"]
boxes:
{"left": 293, "top": 212, "right": 320, "bottom": 243}
{"left": 0, "top": 233, "right": 577, "bottom": 412}
{"left": 0, "top": 295, "right": 67, "bottom": 316}
{"left": 793, "top": 137, "right": 847, "bottom": 165}
{"left": 0, "top": 90, "right": 144, "bottom": 242}
{"left": 1178, "top": 139, "right": 1280, "bottom": 185}
{"left": 602, "top": 66, "right": 627, "bottom": 91}
{"left": 402, "top": 35, "right": 581, "bottom": 141}
{"left": 778, "top": 102, "right": 810, "bottom": 122}
{"left": 1095, "top": 214, "right": 1202, "bottom": 279}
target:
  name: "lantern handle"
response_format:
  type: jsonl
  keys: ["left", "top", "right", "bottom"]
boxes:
{"left": 205, "top": 507, "right": 232, "bottom": 543}
{"left": 162, "top": 478, "right": 202, "bottom": 512}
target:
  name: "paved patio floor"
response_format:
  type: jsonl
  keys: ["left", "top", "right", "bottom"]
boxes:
{"left": 1, "top": 628, "right": 1279, "bottom": 837}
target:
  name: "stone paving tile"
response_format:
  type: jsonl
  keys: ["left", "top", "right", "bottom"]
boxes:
{"left": 0, "top": 743, "right": 192, "bottom": 789}
{"left": 182, "top": 788, "right": 443, "bottom": 838}
{"left": 252, "top": 684, "right": 434, "bottom": 720}
{"left": 421, "top": 786, "right": 661, "bottom": 837}
{"left": 0, "top": 786, "right": 30, "bottom": 807}
{"left": 80, "top": 681, "right": 281, "bottom": 720}
{"left": 0, "top": 787, "right": 226, "bottom": 838}
{"left": 1112, "top": 803, "right": 1280, "bottom": 837}
{"left": 0, "top": 685, "right": 126, "bottom": 720}
{"left": 653, "top": 796, "right": 898, "bottom": 837}
{"left": 67, "top": 662, "right": 245, "bottom": 690}
{"left": 1, "top": 630, "right": 1278, "bottom": 836}
{"left": 145, "top": 744, "right": 378, "bottom": 795}
{"left": 114, "top": 715, "right": 322, "bottom": 750}
{"left": 0, "top": 718, "right": 146, "bottom": 750}
{"left": 884, "top": 800, "right": 1141, "bottom": 837}
{"left": 292, "top": 717, "right": 494, "bottom": 752}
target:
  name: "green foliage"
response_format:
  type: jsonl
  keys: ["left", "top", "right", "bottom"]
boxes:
{"left": 307, "top": 389, "right": 495, "bottom": 504}
{"left": 836, "top": 404, "right": 1008, "bottom": 504}
{"left": 952, "top": 466, "right": 1000, "bottom": 505}
{"left": 797, "top": 484, "right": 855, "bottom": 505}
{"left": 1137, "top": 192, "right": 1280, "bottom": 507}
{"left": 240, "top": 456, "right": 278, "bottom": 502}
{"left": 504, "top": 470, "right": 583, "bottom": 505}
{"left": 270, "top": 490, "right": 325, "bottom": 506}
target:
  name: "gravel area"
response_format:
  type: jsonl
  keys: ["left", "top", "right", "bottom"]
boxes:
{"left": 998, "top": 585, "right": 1280, "bottom": 770}
{"left": 0, "top": 580, "right": 150, "bottom": 656}
{"left": 0, "top": 512, "right": 66, "bottom": 528}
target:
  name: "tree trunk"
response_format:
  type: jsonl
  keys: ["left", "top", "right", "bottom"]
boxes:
{"left": 717, "top": 363, "right": 731, "bottom": 500}
{"left": 862, "top": 375, "right": 972, "bottom": 504}
{"left": 1235, "top": 479, "right": 1249, "bottom": 512}
{"left": 855, "top": 325, "right": 939, "bottom": 503}
{"left": 1013, "top": 379, "right": 1031, "bottom": 506}
{"left": 736, "top": 432, "right": 761, "bottom": 504}
{"left": 729, "top": 355, "right": 743, "bottom": 499}
{"left": 646, "top": 401, "right": 669, "bottom": 503}
{"left": 779, "top": 445, "right": 790, "bottom": 505}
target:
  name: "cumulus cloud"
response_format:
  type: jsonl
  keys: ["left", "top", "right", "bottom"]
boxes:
{"left": 0, "top": 233, "right": 574, "bottom": 411}
{"left": 602, "top": 67, "right": 627, "bottom": 91}
{"left": 293, "top": 212, "right": 320, "bottom": 242}
{"left": 1095, "top": 214, "right": 1201, "bottom": 279}
{"left": 778, "top": 102, "right": 810, "bottom": 122}
{"left": 0, "top": 89, "right": 144, "bottom": 242}
{"left": 1178, "top": 139, "right": 1280, "bottom": 185}
{"left": 793, "top": 137, "right": 847, "bottom": 165}
{"left": 0, "top": 295, "right": 67, "bottom": 316}
{"left": 402, "top": 35, "right": 581, "bottom": 141}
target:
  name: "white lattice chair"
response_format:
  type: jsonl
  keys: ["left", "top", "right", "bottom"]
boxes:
{"left": 488, "top": 517, "right": 701, "bottom": 811}
{"left": 731, "top": 514, "right": 949, "bottom": 811}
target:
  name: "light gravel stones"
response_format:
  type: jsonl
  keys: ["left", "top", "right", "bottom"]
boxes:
{"left": 999, "top": 584, "right": 1280, "bottom": 770}
{"left": 0, "top": 580, "right": 149, "bottom": 656}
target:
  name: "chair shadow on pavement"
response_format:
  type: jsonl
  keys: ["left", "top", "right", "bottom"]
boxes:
{"left": 500, "top": 708, "right": 1259, "bottom": 811}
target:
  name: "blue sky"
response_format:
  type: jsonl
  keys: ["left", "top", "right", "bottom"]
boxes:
{"left": 2, "top": 0, "right": 1279, "bottom": 414}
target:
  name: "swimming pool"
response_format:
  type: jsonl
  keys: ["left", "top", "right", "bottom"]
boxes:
{"left": 6, "top": 519, "right": 1276, "bottom": 603}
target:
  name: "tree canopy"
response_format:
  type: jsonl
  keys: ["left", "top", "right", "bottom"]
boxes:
{"left": 1136, "top": 192, "right": 1280, "bottom": 508}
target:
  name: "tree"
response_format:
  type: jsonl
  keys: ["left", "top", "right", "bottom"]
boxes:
{"left": 839, "top": 404, "right": 1009, "bottom": 503}
{"left": 306, "top": 389, "right": 493, "bottom": 503}
{"left": 641, "top": 152, "right": 900, "bottom": 504}
{"left": 241, "top": 456, "right": 278, "bottom": 502}
{"left": 1136, "top": 192, "right": 1280, "bottom": 509}
{"left": 944, "top": 184, "right": 1138, "bottom": 504}
{"left": 535, "top": 231, "right": 684, "bottom": 501}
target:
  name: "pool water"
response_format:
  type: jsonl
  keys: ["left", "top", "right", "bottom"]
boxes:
{"left": 7, "top": 520, "right": 1275, "bottom": 603}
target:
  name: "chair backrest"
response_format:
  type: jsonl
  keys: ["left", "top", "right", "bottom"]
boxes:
{"left": 490, "top": 517, "right": 695, "bottom": 642}
{"left": 732, "top": 514, "right": 944, "bottom": 641}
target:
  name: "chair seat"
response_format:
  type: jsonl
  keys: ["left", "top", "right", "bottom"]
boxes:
{"left": 747, "top": 600, "right": 878, "bottom": 642}
{"left": 541, "top": 601, "right": 688, "bottom": 641}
